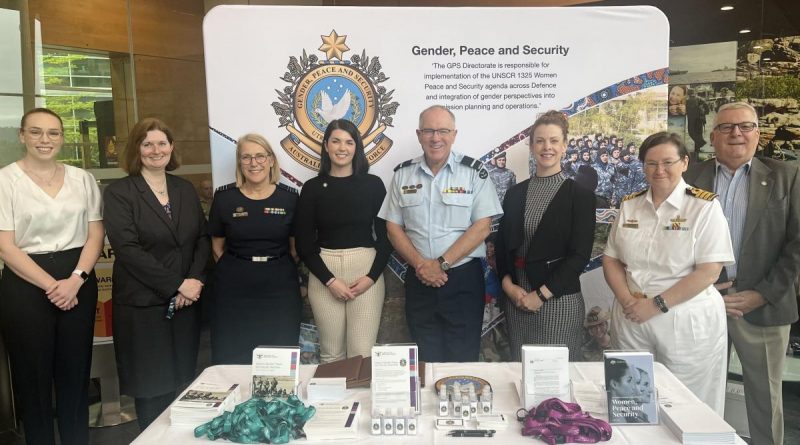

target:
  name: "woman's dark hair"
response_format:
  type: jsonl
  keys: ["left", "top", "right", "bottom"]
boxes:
{"left": 637, "top": 132, "right": 689, "bottom": 163}
{"left": 122, "top": 117, "right": 179, "bottom": 175}
{"left": 320, "top": 119, "right": 369, "bottom": 176}
{"left": 606, "top": 358, "right": 631, "bottom": 385}
{"left": 20, "top": 108, "right": 63, "bottom": 131}
{"left": 530, "top": 110, "right": 568, "bottom": 142}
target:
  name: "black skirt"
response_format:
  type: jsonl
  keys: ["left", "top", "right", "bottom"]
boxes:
{"left": 210, "top": 254, "right": 302, "bottom": 364}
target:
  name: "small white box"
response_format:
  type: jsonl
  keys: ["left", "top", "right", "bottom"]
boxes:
{"left": 306, "top": 377, "right": 347, "bottom": 402}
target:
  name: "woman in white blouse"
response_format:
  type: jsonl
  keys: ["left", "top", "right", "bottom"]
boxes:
{"left": 0, "top": 108, "right": 104, "bottom": 445}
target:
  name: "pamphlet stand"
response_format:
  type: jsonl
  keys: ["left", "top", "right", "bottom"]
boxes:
{"left": 89, "top": 337, "right": 136, "bottom": 427}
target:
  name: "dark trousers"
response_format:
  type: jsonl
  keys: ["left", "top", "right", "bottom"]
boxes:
{"left": 135, "top": 391, "right": 175, "bottom": 431}
{"left": 405, "top": 259, "right": 485, "bottom": 362}
{"left": 0, "top": 249, "right": 97, "bottom": 445}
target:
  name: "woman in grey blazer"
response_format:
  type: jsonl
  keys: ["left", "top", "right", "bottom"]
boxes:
{"left": 104, "top": 118, "right": 209, "bottom": 429}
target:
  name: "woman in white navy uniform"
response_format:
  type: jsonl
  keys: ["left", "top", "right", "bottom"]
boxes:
{"left": 603, "top": 132, "right": 734, "bottom": 415}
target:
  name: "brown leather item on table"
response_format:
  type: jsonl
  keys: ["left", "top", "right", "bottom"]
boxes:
{"left": 314, "top": 355, "right": 426, "bottom": 389}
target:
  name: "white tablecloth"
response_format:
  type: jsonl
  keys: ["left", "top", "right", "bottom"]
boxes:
{"left": 133, "top": 362, "right": 744, "bottom": 444}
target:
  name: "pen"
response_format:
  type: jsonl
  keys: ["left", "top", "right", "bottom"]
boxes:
{"left": 447, "top": 429, "right": 496, "bottom": 437}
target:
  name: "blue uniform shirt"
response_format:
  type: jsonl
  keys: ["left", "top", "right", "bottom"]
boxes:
{"left": 379, "top": 151, "right": 503, "bottom": 266}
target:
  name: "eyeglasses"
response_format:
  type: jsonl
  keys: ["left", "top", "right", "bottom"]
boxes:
{"left": 141, "top": 141, "right": 171, "bottom": 150}
{"left": 25, "top": 128, "right": 63, "bottom": 139}
{"left": 644, "top": 158, "right": 684, "bottom": 170}
{"left": 418, "top": 128, "right": 454, "bottom": 137}
{"left": 240, "top": 153, "right": 271, "bottom": 164}
{"left": 714, "top": 122, "right": 758, "bottom": 133}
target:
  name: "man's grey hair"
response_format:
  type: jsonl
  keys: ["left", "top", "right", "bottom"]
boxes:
{"left": 418, "top": 105, "right": 456, "bottom": 129}
{"left": 714, "top": 102, "right": 759, "bottom": 128}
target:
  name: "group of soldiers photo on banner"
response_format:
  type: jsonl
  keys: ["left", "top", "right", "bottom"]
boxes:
{"left": 488, "top": 133, "right": 649, "bottom": 211}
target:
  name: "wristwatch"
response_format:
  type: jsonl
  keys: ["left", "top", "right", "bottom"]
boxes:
{"left": 437, "top": 256, "right": 451, "bottom": 272}
{"left": 72, "top": 269, "right": 89, "bottom": 283}
{"left": 535, "top": 288, "right": 548, "bottom": 303}
{"left": 653, "top": 295, "right": 669, "bottom": 313}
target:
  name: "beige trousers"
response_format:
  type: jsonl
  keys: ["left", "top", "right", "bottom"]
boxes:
{"left": 308, "top": 247, "right": 385, "bottom": 363}
{"left": 728, "top": 317, "right": 790, "bottom": 445}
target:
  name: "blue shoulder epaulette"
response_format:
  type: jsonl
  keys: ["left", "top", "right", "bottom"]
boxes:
{"left": 460, "top": 155, "right": 489, "bottom": 179}
{"left": 686, "top": 186, "right": 717, "bottom": 201}
{"left": 215, "top": 182, "right": 236, "bottom": 193}
{"left": 277, "top": 182, "right": 299, "bottom": 195}
{"left": 394, "top": 159, "right": 414, "bottom": 172}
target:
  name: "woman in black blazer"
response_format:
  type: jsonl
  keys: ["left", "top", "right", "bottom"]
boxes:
{"left": 104, "top": 118, "right": 209, "bottom": 429}
{"left": 496, "top": 110, "right": 595, "bottom": 361}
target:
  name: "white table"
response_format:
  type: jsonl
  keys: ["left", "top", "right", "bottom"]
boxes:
{"left": 133, "top": 362, "right": 744, "bottom": 444}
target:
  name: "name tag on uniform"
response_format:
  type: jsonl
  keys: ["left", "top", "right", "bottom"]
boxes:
{"left": 264, "top": 207, "right": 287, "bottom": 215}
{"left": 233, "top": 206, "right": 248, "bottom": 218}
{"left": 664, "top": 215, "right": 689, "bottom": 231}
{"left": 622, "top": 219, "right": 638, "bottom": 229}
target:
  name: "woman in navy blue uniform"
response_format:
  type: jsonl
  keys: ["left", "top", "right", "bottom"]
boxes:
{"left": 208, "top": 133, "right": 301, "bottom": 364}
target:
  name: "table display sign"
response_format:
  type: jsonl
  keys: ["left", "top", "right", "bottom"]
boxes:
{"left": 370, "top": 344, "right": 420, "bottom": 415}
{"left": 251, "top": 346, "right": 300, "bottom": 399}
{"left": 521, "top": 345, "right": 569, "bottom": 409}
{"left": 604, "top": 350, "right": 657, "bottom": 425}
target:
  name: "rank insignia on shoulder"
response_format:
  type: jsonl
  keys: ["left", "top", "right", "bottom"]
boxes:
{"left": 277, "top": 183, "right": 298, "bottom": 194}
{"left": 622, "top": 189, "right": 647, "bottom": 202}
{"left": 685, "top": 186, "right": 717, "bottom": 201}
{"left": 394, "top": 159, "right": 414, "bottom": 172}
{"left": 216, "top": 182, "right": 237, "bottom": 193}
{"left": 460, "top": 155, "right": 488, "bottom": 179}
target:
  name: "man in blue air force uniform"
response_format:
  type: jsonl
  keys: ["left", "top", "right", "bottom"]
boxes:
{"left": 379, "top": 105, "right": 503, "bottom": 362}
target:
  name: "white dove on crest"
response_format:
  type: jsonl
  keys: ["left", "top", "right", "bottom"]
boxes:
{"left": 314, "top": 89, "right": 352, "bottom": 123}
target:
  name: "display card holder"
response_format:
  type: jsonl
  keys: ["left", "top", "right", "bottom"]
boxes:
{"left": 521, "top": 344, "right": 570, "bottom": 411}
{"left": 370, "top": 343, "right": 421, "bottom": 415}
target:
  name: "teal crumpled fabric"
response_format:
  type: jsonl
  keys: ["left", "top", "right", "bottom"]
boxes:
{"left": 194, "top": 395, "right": 316, "bottom": 443}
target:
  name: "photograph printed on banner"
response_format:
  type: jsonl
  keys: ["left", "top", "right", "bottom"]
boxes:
{"left": 669, "top": 41, "right": 737, "bottom": 85}
{"left": 737, "top": 36, "right": 800, "bottom": 161}
{"left": 667, "top": 82, "right": 737, "bottom": 161}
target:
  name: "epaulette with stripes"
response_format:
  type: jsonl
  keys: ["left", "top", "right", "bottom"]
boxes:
{"left": 394, "top": 159, "right": 414, "bottom": 172}
{"left": 215, "top": 182, "right": 237, "bottom": 193}
{"left": 685, "top": 186, "right": 717, "bottom": 201}
{"left": 277, "top": 182, "right": 299, "bottom": 195}
{"left": 622, "top": 189, "right": 647, "bottom": 202}
{"left": 460, "top": 155, "right": 489, "bottom": 179}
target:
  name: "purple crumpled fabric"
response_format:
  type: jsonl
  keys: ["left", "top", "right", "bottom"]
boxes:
{"left": 521, "top": 398, "right": 612, "bottom": 445}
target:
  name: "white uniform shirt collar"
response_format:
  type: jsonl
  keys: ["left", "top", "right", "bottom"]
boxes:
{"left": 645, "top": 177, "right": 688, "bottom": 211}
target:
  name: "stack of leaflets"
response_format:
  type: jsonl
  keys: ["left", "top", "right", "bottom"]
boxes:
{"left": 521, "top": 345, "right": 569, "bottom": 410}
{"left": 303, "top": 401, "right": 362, "bottom": 440}
{"left": 660, "top": 403, "right": 736, "bottom": 444}
{"left": 170, "top": 382, "right": 241, "bottom": 426}
{"left": 603, "top": 350, "right": 657, "bottom": 425}
{"left": 252, "top": 346, "right": 300, "bottom": 399}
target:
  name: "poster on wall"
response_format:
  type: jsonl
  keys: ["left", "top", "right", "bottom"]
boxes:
{"left": 203, "top": 5, "right": 670, "bottom": 357}
{"left": 668, "top": 41, "right": 738, "bottom": 161}
{"left": 737, "top": 36, "right": 800, "bottom": 161}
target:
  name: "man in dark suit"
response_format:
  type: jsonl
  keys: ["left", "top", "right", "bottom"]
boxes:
{"left": 684, "top": 102, "right": 800, "bottom": 445}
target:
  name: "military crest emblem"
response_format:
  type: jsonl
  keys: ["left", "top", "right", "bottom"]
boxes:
{"left": 272, "top": 30, "right": 399, "bottom": 171}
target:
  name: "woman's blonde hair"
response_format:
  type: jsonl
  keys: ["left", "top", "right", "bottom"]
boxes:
{"left": 235, "top": 133, "right": 280, "bottom": 187}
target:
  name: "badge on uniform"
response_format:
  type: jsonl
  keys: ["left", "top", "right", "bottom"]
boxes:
{"left": 622, "top": 219, "right": 638, "bottom": 229}
{"left": 664, "top": 215, "right": 689, "bottom": 231}
{"left": 402, "top": 184, "right": 422, "bottom": 194}
{"left": 232, "top": 207, "right": 248, "bottom": 218}
{"left": 264, "top": 207, "right": 287, "bottom": 215}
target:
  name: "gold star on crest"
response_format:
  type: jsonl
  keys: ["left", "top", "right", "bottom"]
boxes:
{"left": 319, "top": 30, "right": 349, "bottom": 61}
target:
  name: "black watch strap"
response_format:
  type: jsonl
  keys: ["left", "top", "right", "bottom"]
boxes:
{"left": 653, "top": 295, "right": 669, "bottom": 313}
